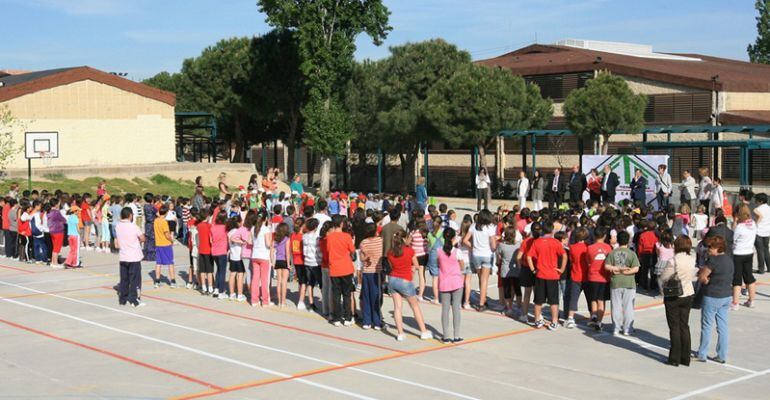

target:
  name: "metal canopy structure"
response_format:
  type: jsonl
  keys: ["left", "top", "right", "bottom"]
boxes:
{"left": 496, "top": 124, "right": 770, "bottom": 186}
{"left": 175, "top": 112, "right": 219, "bottom": 163}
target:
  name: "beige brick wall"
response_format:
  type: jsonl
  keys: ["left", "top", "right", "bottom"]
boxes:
{"left": 621, "top": 75, "right": 703, "bottom": 95}
{"left": 4, "top": 79, "right": 173, "bottom": 119}
{"left": 1, "top": 79, "right": 175, "bottom": 170}
{"left": 723, "top": 92, "right": 770, "bottom": 111}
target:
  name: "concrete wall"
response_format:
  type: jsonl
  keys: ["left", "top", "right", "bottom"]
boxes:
{"left": 723, "top": 92, "right": 770, "bottom": 111}
{"left": 2, "top": 79, "right": 175, "bottom": 169}
{"left": 620, "top": 75, "right": 703, "bottom": 95}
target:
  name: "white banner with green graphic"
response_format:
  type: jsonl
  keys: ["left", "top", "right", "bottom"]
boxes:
{"left": 582, "top": 155, "right": 669, "bottom": 204}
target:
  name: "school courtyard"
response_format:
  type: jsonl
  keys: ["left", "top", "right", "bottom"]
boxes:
{"left": 1, "top": 203, "right": 769, "bottom": 400}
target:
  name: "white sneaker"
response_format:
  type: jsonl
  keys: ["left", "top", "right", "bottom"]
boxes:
{"left": 186, "top": 283, "right": 193, "bottom": 289}
{"left": 396, "top": 333, "right": 405, "bottom": 341}
{"left": 420, "top": 331, "right": 433, "bottom": 340}
{"left": 229, "top": 293, "right": 236, "bottom": 301}
{"left": 51, "top": 264, "right": 64, "bottom": 270}
{"left": 297, "top": 302, "right": 307, "bottom": 311}
{"left": 213, "top": 289, "right": 219, "bottom": 296}
{"left": 362, "top": 325, "right": 371, "bottom": 330}
{"left": 333, "top": 321, "right": 342, "bottom": 327}
{"left": 343, "top": 319, "right": 353, "bottom": 327}
{"left": 237, "top": 295, "right": 247, "bottom": 302}
{"left": 730, "top": 303, "right": 740, "bottom": 311}
{"left": 132, "top": 302, "right": 147, "bottom": 308}
{"left": 462, "top": 303, "right": 472, "bottom": 310}
{"left": 565, "top": 318, "right": 576, "bottom": 329}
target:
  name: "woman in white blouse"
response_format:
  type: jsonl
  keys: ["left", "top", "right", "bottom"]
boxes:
{"left": 659, "top": 236, "right": 697, "bottom": 367}
{"left": 732, "top": 204, "right": 757, "bottom": 309}
{"left": 697, "top": 167, "right": 712, "bottom": 212}
{"left": 475, "top": 167, "right": 491, "bottom": 211}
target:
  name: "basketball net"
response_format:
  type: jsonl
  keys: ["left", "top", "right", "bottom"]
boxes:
{"left": 38, "top": 151, "right": 52, "bottom": 166}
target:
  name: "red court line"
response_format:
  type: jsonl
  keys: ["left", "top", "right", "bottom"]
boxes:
{"left": 0, "top": 317, "right": 223, "bottom": 390}
{"left": 0, "top": 264, "right": 38, "bottom": 274}
{"left": 173, "top": 326, "right": 537, "bottom": 400}
{"left": 138, "top": 292, "right": 408, "bottom": 354}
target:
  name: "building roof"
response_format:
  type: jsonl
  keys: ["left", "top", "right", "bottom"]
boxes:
{"left": 0, "top": 66, "right": 175, "bottom": 106}
{"left": 476, "top": 41, "right": 770, "bottom": 92}
{"left": 720, "top": 110, "right": 770, "bottom": 125}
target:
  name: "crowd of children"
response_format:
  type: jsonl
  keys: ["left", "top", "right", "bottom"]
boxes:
{"left": 2, "top": 178, "right": 764, "bottom": 352}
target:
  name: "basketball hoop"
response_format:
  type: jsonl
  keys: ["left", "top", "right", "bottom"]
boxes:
{"left": 38, "top": 151, "right": 53, "bottom": 166}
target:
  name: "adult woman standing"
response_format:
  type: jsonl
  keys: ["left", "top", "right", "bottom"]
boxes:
{"left": 387, "top": 230, "right": 432, "bottom": 341}
{"left": 680, "top": 170, "right": 697, "bottom": 211}
{"left": 462, "top": 209, "right": 497, "bottom": 312}
{"left": 659, "top": 236, "right": 697, "bottom": 367}
{"left": 142, "top": 193, "right": 157, "bottom": 262}
{"left": 531, "top": 170, "right": 544, "bottom": 211}
{"left": 732, "top": 204, "right": 757, "bottom": 309}
{"left": 415, "top": 176, "right": 428, "bottom": 212}
{"left": 697, "top": 167, "right": 712, "bottom": 212}
{"left": 217, "top": 173, "right": 230, "bottom": 200}
{"left": 475, "top": 167, "right": 491, "bottom": 211}
{"left": 587, "top": 168, "right": 602, "bottom": 204}
{"left": 696, "top": 236, "right": 734, "bottom": 364}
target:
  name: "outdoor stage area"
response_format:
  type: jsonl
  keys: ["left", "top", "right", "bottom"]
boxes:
{"left": 1, "top": 221, "right": 768, "bottom": 399}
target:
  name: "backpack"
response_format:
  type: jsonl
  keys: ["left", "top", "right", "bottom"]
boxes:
{"left": 31, "top": 216, "right": 42, "bottom": 237}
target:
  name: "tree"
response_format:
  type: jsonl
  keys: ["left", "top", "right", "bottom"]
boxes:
{"left": 376, "top": 39, "right": 471, "bottom": 188}
{"left": 258, "top": 0, "right": 391, "bottom": 194}
{"left": 244, "top": 30, "right": 306, "bottom": 176}
{"left": 748, "top": 0, "right": 770, "bottom": 64}
{"left": 564, "top": 72, "right": 647, "bottom": 155}
{"left": 0, "top": 105, "right": 23, "bottom": 170}
{"left": 425, "top": 64, "right": 552, "bottom": 171}
{"left": 343, "top": 60, "right": 385, "bottom": 162}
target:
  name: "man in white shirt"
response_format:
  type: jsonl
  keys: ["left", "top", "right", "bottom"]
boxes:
{"left": 312, "top": 199, "right": 332, "bottom": 226}
{"left": 549, "top": 168, "right": 566, "bottom": 209}
{"left": 655, "top": 164, "right": 673, "bottom": 211}
{"left": 517, "top": 170, "right": 529, "bottom": 210}
{"left": 753, "top": 193, "right": 770, "bottom": 274}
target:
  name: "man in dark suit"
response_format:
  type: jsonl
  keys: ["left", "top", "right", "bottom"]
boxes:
{"left": 600, "top": 165, "right": 620, "bottom": 204}
{"left": 548, "top": 168, "right": 567, "bottom": 209}
{"left": 629, "top": 169, "right": 648, "bottom": 206}
{"left": 568, "top": 164, "right": 587, "bottom": 204}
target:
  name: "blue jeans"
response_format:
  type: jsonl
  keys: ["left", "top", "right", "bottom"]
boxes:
{"left": 214, "top": 255, "right": 229, "bottom": 293}
{"left": 698, "top": 296, "right": 731, "bottom": 361}
{"left": 33, "top": 236, "right": 48, "bottom": 262}
{"left": 361, "top": 273, "right": 382, "bottom": 328}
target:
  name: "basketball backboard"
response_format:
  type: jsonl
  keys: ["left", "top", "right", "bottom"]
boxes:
{"left": 25, "top": 132, "right": 59, "bottom": 159}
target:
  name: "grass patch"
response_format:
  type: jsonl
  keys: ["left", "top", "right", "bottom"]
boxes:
{"left": 42, "top": 172, "right": 67, "bottom": 181}
{"left": 0, "top": 176, "right": 201, "bottom": 198}
{"left": 149, "top": 174, "right": 175, "bottom": 185}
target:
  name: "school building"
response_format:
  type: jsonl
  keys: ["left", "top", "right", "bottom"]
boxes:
{"left": 0, "top": 66, "right": 176, "bottom": 171}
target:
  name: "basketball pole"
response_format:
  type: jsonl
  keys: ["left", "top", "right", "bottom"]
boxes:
{"left": 27, "top": 158, "right": 31, "bottom": 191}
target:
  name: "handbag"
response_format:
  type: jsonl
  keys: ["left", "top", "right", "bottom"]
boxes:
{"left": 662, "top": 256, "right": 684, "bottom": 297}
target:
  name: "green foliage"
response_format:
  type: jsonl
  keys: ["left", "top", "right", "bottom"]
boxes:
{"left": 149, "top": 174, "right": 175, "bottom": 185}
{"left": 343, "top": 60, "right": 384, "bottom": 153}
{"left": 0, "top": 105, "right": 24, "bottom": 170}
{"left": 749, "top": 0, "right": 770, "bottom": 64}
{"left": 425, "top": 64, "right": 552, "bottom": 154}
{"left": 0, "top": 176, "right": 215, "bottom": 199}
{"left": 564, "top": 72, "right": 647, "bottom": 154}
{"left": 301, "top": 98, "right": 352, "bottom": 157}
{"left": 376, "top": 39, "right": 471, "bottom": 156}
{"left": 42, "top": 172, "right": 66, "bottom": 181}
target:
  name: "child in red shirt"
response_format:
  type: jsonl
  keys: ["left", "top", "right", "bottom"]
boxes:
{"left": 80, "top": 194, "right": 93, "bottom": 249}
{"left": 565, "top": 227, "right": 590, "bottom": 328}
{"left": 196, "top": 209, "right": 214, "bottom": 295}
{"left": 526, "top": 222, "right": 566, "bottom": 330}
{"left": 586, "top": 226, "right": 612, "bottom": 331}
{"left": 636, "top": 220, "right": 659, "bottom": 292}
{"left": 326, "top": 216, "right": 356, "bottom": 325}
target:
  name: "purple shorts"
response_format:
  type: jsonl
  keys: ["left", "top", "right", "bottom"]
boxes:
{"left": 155, "top": 245, "right": 174, "bottom": 265}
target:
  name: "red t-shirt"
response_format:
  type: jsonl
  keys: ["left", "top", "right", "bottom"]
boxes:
{"left": 319, "top": 237, "right": 329, "bottom": 269}
{"left": 80, "top": 201, "right": 92, "bottom": 222}
{"left": 197, "top": 221, "right": 212, "bottom": 255}
{"left": 569, "top": 242, "right": 589, "bottom": 282}
{"left": 271, "top": 215, "right": 283, "bottom": 225}
{"left": 637, "top": 231, "right": 659, "bottom": 255}
{"left": 1, "top": 204, "right": 9, "bottom": 230}
{"left": 527, "top": 237, "right": 565, "bottom": 280}
{"left": 516, "top": 219, "right": 528, "bottom": 235}
{"left": 326, "top": 231, "right": 355, "bottom": 277}
{"left": 387, "top": 246, "right": 415, "bottom": 281}
{"left": 18, "top": 216, "right": 31, "bottom": 237}
{"left": 291, "top": 232, "right": 304, "bottom": 265}
{"left": 586, "top": 242, "right": 612, "bottom": 283}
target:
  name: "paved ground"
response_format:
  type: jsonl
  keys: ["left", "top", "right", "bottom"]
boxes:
{"left": 1, "top": 222, "right": 769, "bottom": 399}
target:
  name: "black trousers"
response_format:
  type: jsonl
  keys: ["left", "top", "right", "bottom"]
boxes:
{"left": 665, "top": 295, "right": 693, "bottom": 365}
{"left": 755, "top": 236, "right": 770, "bottom": 273}
{"left": 589, "top": 192, "right": 601, "bottom": 204}
{"left": 637, "top": 253, "right": 658, "bottom": 291}
{"left": 118, "top": 261, "right": 142, "bottom": 305}
{"left": 601, "top": 191, "right": 615, "bottom": 205}
{"left": 548, "top": 191, "right": 562, "bottom": 209}
{"left": 331, "top": 274, "right": 355, "bottom": 323}
{"left": 5, "top": 230, "right": 17, "bottom": 258}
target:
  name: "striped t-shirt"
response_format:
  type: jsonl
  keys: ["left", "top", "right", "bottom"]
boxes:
{"left": 409, "top": 231, "right": 428, "bottom": 257}
{"left": 359, "top": 236, "right": 383, "bottom": 273}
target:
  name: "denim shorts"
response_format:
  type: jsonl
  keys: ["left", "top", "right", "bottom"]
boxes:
{"left": 388, "top": 276, "right": 417, "bottom": 297}
{"left": 471, "top": 255, "right": 493, "bottom": 271}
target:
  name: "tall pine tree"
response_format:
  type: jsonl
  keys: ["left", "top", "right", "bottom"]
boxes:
{"left": 748, "top": 0, "right": 770, "bottom": 64}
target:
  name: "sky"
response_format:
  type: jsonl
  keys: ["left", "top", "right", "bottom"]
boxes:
{"left": 0, "top": 0, "right": 760, "bottom": 81}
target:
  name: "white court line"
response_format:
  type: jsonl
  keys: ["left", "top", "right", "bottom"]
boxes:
{"left": 0, "top": 280, "right": 480, "bottom": 400}
{"left": 594, "top": 332, "right": 757, "bottom": 374}
{"left": 0, "top": 296, "right": 376, "bottom": 400}
{"left": 667, "top": 368, "right": 770, "bottom": 400}
{"left": 12, "top": 274, "right": 112, "bottom": 286}
{"left": 408, "top": 360, "right": 576, "bottom": 400}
